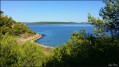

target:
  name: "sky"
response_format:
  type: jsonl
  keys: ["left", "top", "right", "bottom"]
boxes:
{"left": 1, "top": 1, "right": 105, "bottom": 23}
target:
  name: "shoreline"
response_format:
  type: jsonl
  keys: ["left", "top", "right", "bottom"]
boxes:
{"left": 33, "top": 33, "right": 54, "bottom": 48}
{"left": 18, "top": 33, "right": 42, "bottom": 43}
{"left": 18, "top": 33, "right": 53, "bottom": 48}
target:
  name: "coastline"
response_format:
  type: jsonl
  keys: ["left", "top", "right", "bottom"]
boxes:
{"left": 30, "top": 33, "right": 54, "bottom": 48}
{"left": 18, "top": 33, "right": 42, "bottom": 43}
{"left": 33, "top": 34, "right": 53, "bottom": 55}
{"left": 17, "top": 33, "right": 53, "bottom": 48}
{"left": 34, "top": 34, "right": 54, "bottom": 48}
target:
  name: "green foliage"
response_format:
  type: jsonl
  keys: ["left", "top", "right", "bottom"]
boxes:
{"left": 0, "top": 11, "right": 44, "bottom": 67}
{"left": 44, "top": 30, "right": 119, "bottom": 67}
{"left": 88, "top": 0, "right": 119, "bottom": 35}
{"left": 44, "top": 0, "right": 119, "bottom": 66}
{"left": 1, "top": 0, "right": 119, "bottom": 66}
{"left": 0, "top": 33, "right": 25, "bottom": 66}
{"left": 12, "top": 23, "right": 34, "bottom": 36}
{"left": 0, "top": 16, "right": 15, "bottom": 27}
{"left": 0, "top": 15, "right": 35, "bottom": 36}
{"left": 0, "top": 34, "right": 45, "bottom": 67}
{"left": 21, "top": 41, "right": 45, "bottom": 66}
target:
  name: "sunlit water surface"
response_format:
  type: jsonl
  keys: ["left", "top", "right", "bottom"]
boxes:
{"left": 27, "top": 24, "right": 94, "bottom": 47}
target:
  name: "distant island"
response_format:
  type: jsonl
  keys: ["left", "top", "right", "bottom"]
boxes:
{"left": 20, "top": 22, "right": 90, "bottom": 24}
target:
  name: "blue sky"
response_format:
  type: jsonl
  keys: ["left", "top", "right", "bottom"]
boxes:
{"left": 1, "top": 1, "right": 105, "bottom": 22}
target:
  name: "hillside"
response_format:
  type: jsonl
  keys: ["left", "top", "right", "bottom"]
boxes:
{"left": 0, "top": 11, "right": 52, "bottom": 66}
{"left": 0, "top": 14, "right": 35, "bottom": 36}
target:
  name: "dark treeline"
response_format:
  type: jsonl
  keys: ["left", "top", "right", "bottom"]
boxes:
{"left": 21, "top": 22, "right": 89, "bottom": 24}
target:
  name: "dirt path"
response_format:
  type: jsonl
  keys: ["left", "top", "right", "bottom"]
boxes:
{"left": 17, "top": 33, "right": 42, "bottom": 43}
{"left": 19, "top": 34, "right": 42, "bottom": 42}
{"left": 17, "top": 33, "right": 53, "bottom": 48}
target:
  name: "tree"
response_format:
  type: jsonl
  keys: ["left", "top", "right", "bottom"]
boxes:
{"left": 0, "top": 14, "right": 35, "bottom": 36}
{"left": 88, "top": 0, "right": 119, "bottom": 35}
{"left": 0, "top": 33, "right": 25, "bottom": 66}
{"left": 0, "top": 34, "right": 45, "bottom": 67}
{"left": 44, "top": 0, "right": 119, "bottom": 67}
{"left": 20, "top": 41, "right": 45, "bottom": 66}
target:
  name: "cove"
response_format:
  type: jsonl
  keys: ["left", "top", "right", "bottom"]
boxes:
{"left": 27, "top": 24, "right": 94, "bottom": 47}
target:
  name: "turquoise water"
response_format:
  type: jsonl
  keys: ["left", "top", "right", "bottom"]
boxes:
{"left": 27, "top": 24, "right": 94, "bottom": 47}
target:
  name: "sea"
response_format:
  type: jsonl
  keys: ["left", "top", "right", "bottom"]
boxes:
{"left": 27, "top": 24, "right": 94, "bottom": 47}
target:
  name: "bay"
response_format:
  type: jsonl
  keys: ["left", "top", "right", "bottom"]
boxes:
{"left": 27, "top": 24, "right": 94, "bottom": 47}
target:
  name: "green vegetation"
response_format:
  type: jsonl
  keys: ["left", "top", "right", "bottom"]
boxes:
{"left": 43, "top": 0, "right": 119, "bottom": 67}
{"left": 0, "top": 12, "right": 45, "bottom": 67}
{"left": 0, "top": 0, "right": 119, "bottom": 67}
{"left": 44, "top": 30, "right": 118, "bottom": 67}
{"left": 0, "top": 15, "right": 35, "bottom": 36}
{"left": 0, "top": 34, "right": 45, "bottom": 66}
